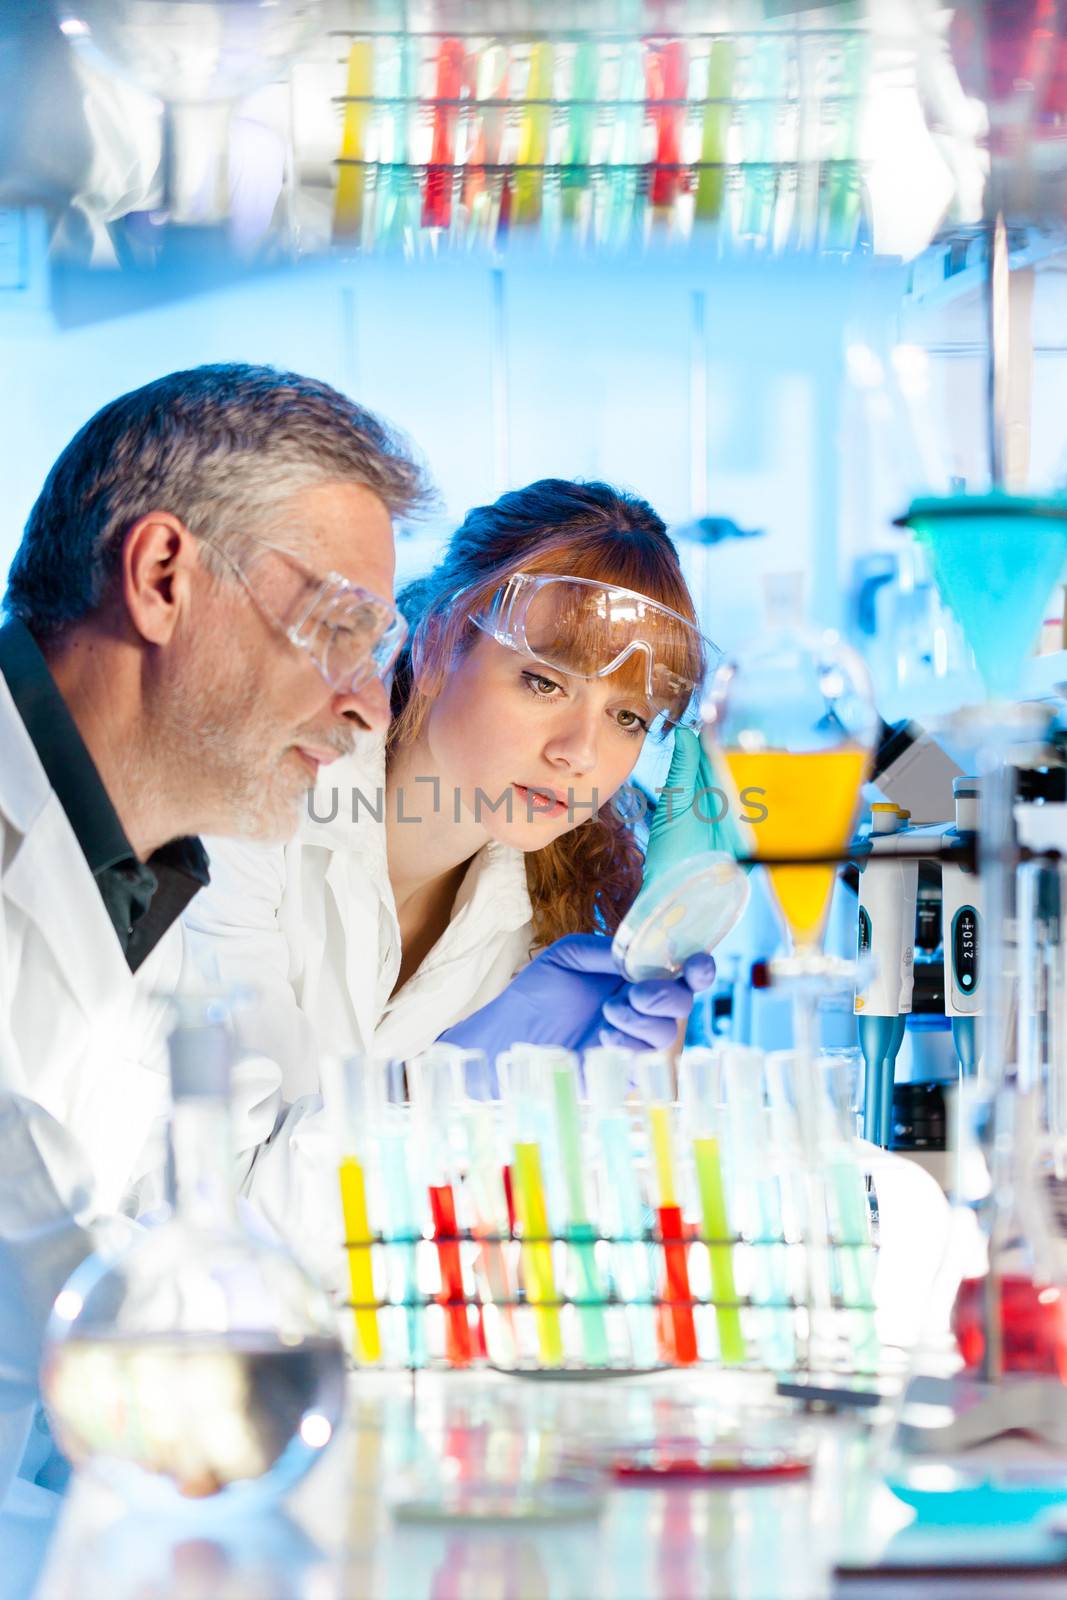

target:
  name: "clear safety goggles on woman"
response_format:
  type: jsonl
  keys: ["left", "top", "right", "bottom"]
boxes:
{"left": 467, "top": 571, "right": 717, "bottom": 741}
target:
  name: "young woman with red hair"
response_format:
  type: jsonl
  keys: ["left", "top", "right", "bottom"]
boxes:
{"left": 185, "top": 478, "right": 727, "bottom": 1099}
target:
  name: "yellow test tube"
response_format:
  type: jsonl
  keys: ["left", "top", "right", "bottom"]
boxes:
{"left": 513, "top": 1141, "right": 564, "bottom": 1367}
{"left": 334, "top": 40, "right": 374, "bottom": 239}
{"left": 322, "top": 1053, "right": 383, "bottom": 1365}
{"left": 338, "top": 1154, "right": 381, "bottom": 1364}
{"left": 513, "top": 42, "right": 554, "bottom": 225}
{"left": 648, "top": 1103, "right": 678, "bottom": 1208}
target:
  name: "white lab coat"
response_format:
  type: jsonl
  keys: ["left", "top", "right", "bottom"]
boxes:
{"left": 183, "top": 733, "right": 534, "bottom": 1275}
{"left": 0, "top": 670, "right": 178, "bottom": 1509}
{"left": 0, "top": 674, "right": 281, "bottom": 1520}
{"left": 184, "top": 733, "right": 535, "bottom": 1100}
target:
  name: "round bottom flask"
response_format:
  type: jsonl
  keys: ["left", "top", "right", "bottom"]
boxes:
{"left": 41, "top": 1002, "right": 346, "bottom": 1511}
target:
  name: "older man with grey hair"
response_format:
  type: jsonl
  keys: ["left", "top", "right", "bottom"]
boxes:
{"left": 0, "top": 363, "right": 428, "bottom": 1538}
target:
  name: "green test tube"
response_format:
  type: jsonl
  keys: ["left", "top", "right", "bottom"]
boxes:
{"left": 552, "top": 1055, "right": 610, "bottom": 1366}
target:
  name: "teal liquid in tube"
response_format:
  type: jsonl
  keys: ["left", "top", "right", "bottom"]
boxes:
{"left": 606, "top": 41, "right": 645, "bottom": 247}
{"left": 552, "top": 1066, "right": 610, "bottom": 1367}
{"left": 824, "top": 35, "right": 867, "bottom": 251}
{"left": 378, "top": 1133, "right": 426, "bottom": 1368}
{"left": 744, "top": 1175, "right": 795, "bottom": 1372}
{"left": 828, "top": 1150, "right": 880, "bottom": 1372}
{"left": 597, "top": 1112, "right": 658, "bottom": 1369}
{"left": 562, "top": 42, "right": 598, "bottom": 220}
{"left": 739, "top": 36, "right": 786, "bottom": 242}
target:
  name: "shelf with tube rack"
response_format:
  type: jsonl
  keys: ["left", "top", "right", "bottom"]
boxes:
{"left": 329, "top": 22, "right": 873, "bottom": 252}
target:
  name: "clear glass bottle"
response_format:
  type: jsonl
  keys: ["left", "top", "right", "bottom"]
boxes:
{"left": 41, "top": 1001, "right": 346, "bottom": 1510}
{"left": 891, "top": 1083, "right": 1067, "bottom": 1474}
{"left": 948, "top": 1087, "right": 1067, "bottom": 1388}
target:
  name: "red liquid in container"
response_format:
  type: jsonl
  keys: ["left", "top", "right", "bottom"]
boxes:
{"left": 658, "top": 1205, "right": 698, "bottom": 1365}
{"left": 423, "top": 40, "right": 465, "bottom": 229}
{"left": 429, "top": 1183, "right": 474, "bottom": 1366}
{"left": 952, "top": 1272, "right": 1067, "bottom": 1377}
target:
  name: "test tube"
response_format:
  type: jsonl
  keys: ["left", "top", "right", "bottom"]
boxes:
{"left": 500, "top": 1048, "right": 565, "bottom": 1367}
{"left": 422, "top": 37, "right": 465, "bottom": 231}
{"left": 695, "top": 38, "right": 736, "bottom": 224}
{"left": 818, "top": 1054, "right": 880, "bottom": 1372}
{"left": 334, "top": 39, "right": 375, "bottom": 241}
{"left": 678, "top": 1049, "right": 746, "bottom": 1365}
{"left": 409, "top": 1046, "right": 475, "bottom": 1367}
{"left": 646, "top": 39, "right": 689, "bottom": 213}
{"left": 605, "top": 39, "right": 645, "bottom": 247}
{"left": 513, "top": 41, "right": 555, "bottom": 226}
{"left": 585, "top": 1048, "right": 658, "bottom": 1369}
{"left": 738, "top": 33, "right": 787, "bottom": 245}
{"left": 638, "top": 1054, "right": 698, "bottom": 1365}
{"left": 363, "top": 1054, "right": 426, "bottom": 1368}
{"left": 456, "top": 1049, "right": 518, "bottom": 1368}
{"left": 822, "top": 34, "right": 867, "bottom": 253}
{"left": 790, "top": 31, "right": 821, "bottom": 252}
{"left": 551, "top": 1051, "right": 610, "bottom": 1367}
{"left": 561, "top": 41, "right": 599, "bottom": 223}
{"left": 765, "top": 1051, "right": 839, "bottom": 1372}
{"left": 464, "top": 43, "right": 510, "bottom": 237}
{"left": 373, "top": 30, "right": 420, "bottom": 248}
{"left": 320, "top": 1053, "right": 381, "bottom": 1364}
{"left": 721, "top": 1045, "right": 796, "bottom": 1370}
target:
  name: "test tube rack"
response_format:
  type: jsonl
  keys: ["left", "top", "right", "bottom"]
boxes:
{"left": 336, "top": 1162, "right": 884, "bottom": 1380}
{"left": 331, "top": 21, "right": 873, "bottom": 254}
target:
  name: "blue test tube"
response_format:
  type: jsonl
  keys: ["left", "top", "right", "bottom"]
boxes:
{"left": 585, "top": 1047, "right": 659, "bottom": 1369}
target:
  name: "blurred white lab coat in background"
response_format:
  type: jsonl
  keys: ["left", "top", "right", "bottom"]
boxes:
{"left": 184, "top": 732, "right": 535, "bottom": 1100}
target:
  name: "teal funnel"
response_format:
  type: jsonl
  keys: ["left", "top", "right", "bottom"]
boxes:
{"left": 895, "top": 494, "right": 1067, "bottom": 701}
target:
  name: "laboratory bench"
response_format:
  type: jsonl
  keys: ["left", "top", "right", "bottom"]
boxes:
{"left": 32, "top": 1368, "right": 933, "bottom": 1600}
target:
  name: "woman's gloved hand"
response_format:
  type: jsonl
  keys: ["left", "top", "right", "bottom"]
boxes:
{"left": 437, "top": 934, "right": 716, "bottom": 1056}
{"left": 642, "top": 727, "right": 743, "bottom": 890}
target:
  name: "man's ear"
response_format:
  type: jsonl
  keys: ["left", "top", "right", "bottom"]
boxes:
{"left": 120, "top": 512, "right": 199, "bottom": 645}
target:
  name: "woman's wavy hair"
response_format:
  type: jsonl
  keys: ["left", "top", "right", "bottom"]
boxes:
{"left": 388, "top": 479, "right": 703, "bottom": 950}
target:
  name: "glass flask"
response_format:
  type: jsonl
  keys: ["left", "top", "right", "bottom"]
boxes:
{"left": 41, "top": 999, "right": 346, "bottom": 1510}
{"left": 703, "top": 574, "right": 878, "bottom": 987}
{"left": 56, "top": 1, "right": 325, "bottom": 225}
{"left": 894, "top": 1085, "right": 1067, "bottom": 1465}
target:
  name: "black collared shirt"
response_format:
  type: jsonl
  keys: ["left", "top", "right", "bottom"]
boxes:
{"left": 0, "top": 617, "right": 209, "bottom": 973}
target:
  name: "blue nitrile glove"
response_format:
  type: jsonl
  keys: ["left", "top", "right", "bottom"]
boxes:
{"left": 643, "top": 727, "right": 743, "bottom": 889}
{"left": 437, "top": 934, "right": 716, "bottom": 1056}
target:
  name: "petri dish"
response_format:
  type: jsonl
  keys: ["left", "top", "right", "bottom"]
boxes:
{"left": 612, "top": 1443, "right": 812, "bottom": 1484}
{"left": 612, "top": 854, "right": 750, "bottom": 983}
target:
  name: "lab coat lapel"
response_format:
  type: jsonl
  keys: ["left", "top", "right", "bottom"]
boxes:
{"left": 0, "top": 682, "right": 172, "bottom": 1206}
{"left": 0, "top": 674, "right": 128, "bottom": 1025}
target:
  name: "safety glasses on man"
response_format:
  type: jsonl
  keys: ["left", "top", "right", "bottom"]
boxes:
{"left": 468, "top": 571, "right": 717, "bottom": 740}
{"left": 205, "top": 534, "right": 408, "bottom": 695}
